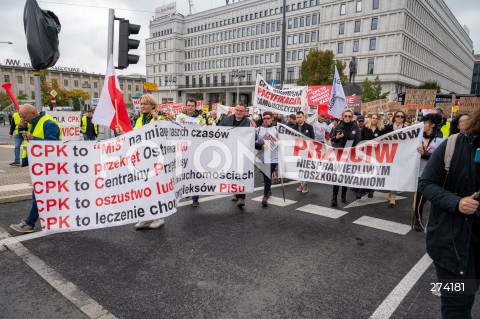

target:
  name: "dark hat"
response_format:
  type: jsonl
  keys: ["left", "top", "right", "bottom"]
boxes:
{"left": 356, "top": 115, "right": 365, "bottom": 121}
{"left": 289, "top": 114, "right": 296, "bottom": 119}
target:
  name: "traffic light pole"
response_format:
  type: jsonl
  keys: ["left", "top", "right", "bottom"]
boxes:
{"left": 104, "top": 8, "right": 115, "bottom": 139}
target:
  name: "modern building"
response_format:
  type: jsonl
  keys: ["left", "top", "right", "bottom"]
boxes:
{"left": 0, "top": 58, "right": 145, "bottom": 107}
{"left": 471, "top": 53, "right": 480, "bottom": 95}
{"left": 146, "top": 0, "right": 474, "bottom": 106}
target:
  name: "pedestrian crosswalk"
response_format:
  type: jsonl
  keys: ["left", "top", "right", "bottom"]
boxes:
{"left": 353, "top": 216, "right": 411, "bottom": 235}
{"left": 251, "top": 195, "right": 297, "bottom": 206}
{"left": 296, "top": 204, "right": 349, "bottom": 219}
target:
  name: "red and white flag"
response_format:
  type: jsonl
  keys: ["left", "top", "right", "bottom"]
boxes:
{"left": 93, "top": 55, "right": 132, "bottom": 133}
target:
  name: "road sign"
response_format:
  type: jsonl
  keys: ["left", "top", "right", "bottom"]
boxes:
{"left": 51, "top": 97, "right": 56, "bottom": 106}
{"left": 50, "top": 90, "right": 58, "bottom": 97}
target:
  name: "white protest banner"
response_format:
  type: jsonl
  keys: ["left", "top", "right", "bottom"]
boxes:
{"left": 263, "top": 131, "right": 279, "bottom": 151}
{"left": 278, "top": 123, "right": 423, "bottom": 192}
{"left": 28, "top": 121, "right": 255, "bottom": 233}
{"left": 176, "top": 115, "right": 198, "bottom": 124}
{"left": 132, "top": 98, "right": 140, "bottom": 115}
{"left": 254, "top": 74, "right": 309, "bottom": 115}
{"left": 47, "top": 111, "right": 82, "bottom": 141}
{"left": 217, "top": 104, "right": 235, "bottom": 115}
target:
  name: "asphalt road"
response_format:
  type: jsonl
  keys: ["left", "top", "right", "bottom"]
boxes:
{"left": 2, "top": 175, "right": 479, "bottom": 318}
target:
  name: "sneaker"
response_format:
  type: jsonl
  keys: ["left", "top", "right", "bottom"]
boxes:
{"left": 261, "top": 196, "right": 268, "bottom": 208}
{"left": 237, "top": 198, "right": 245, "bottom": 208}
{"left": 296, "top": 185, "right": 303, "bottom": 192}
{"left": 231, "top": 195, "right": 238, "bottom": 201}
{"left": 368, "top": 191, "right": 374, "bottom": 198}
{"left": 413, "top": 219, "right": 422, "bottom": 232}
{"left": 302, "top": 184, "right": 309, "bottom": 194}
{"left": 192, "top": 200, "right": 200, "bottom": 207}
{"left": 9, "top": 162, "right": 20, "bottom": 166}
{"left": 135, "top": 220, "right": 152, "bottom": 229}
{"left": 10, "top": 220, "right": 34, "bottom": 233}
{"left": 330, "top": 196, "right": 338, "bottom": 207}
{"left": 356, "top": 192, "right": 362, "bottom": 199}
{"left": 149, "top": 219, "right": 165, "bottom": 229}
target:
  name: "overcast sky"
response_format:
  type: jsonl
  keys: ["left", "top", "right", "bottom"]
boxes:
{"left": 0, "top": 0, "right": 478, "bottom": 76}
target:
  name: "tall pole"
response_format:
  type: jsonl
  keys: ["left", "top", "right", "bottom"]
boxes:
{"left": 280, "top": 0, "right": 287, "bottom": 89}
{"left": 104, "top": 8, "right": 115, "bottom": 139}
{"left": 236, "top": 78, "right": 240, "bottom": 105}
{"left": 33, "top": 71, "right": 42, "bottom": 112}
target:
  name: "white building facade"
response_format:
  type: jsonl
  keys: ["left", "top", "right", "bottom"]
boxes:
{"left": 146, "top": 0, "right": 474, "bottom": 106}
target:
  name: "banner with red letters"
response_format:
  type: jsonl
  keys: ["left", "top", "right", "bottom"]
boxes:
{"left": 48, "top": 111, "right": 81, "bottom": 141}
{"left": 28, "top": 121, "right": 255, "bottom": 233}
{"left": 278, "top": 123, "right": 423, "bottom": 192}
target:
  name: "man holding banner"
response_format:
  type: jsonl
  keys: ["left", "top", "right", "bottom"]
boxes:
{"left": 294, "top": 111, "right": 315, "bottom": 194}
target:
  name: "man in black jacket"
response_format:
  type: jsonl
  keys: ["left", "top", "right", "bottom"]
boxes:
{"left": 419, "top": 107, "right": 480, "bottom": 318}
{"left": 293, "top": 111, "right": 315, "bottom": 193}
{"left": 329, "top": 109, "right": 361, "bottom": 206}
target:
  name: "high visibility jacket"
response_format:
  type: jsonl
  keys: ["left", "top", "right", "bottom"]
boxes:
{"left": 81, "top": 115, "right": 98, "bottom": 135}
{"left": 12, "top": 113, "right": 21, "bottom": 135}
{"left": 440, "top": 122, "right": 450, "bottom": 138}
{"left": 22, "top": 114, "right": 62, "bottom": 159}
{"left": 134, "top": 114, "right": 161, "bottom": 130}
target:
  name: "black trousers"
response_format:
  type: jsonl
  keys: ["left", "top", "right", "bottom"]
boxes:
{"left": 333, "top": 185, "right": 347, "bottom": 197}
{"left": 434, "top": 240, "right": 480, "bottom": 319}
{"left": 261, "top": 163, "right": 278, "bottom": 197}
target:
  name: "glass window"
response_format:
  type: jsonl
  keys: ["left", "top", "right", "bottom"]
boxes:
{"left": 340, "top": 3, "right": 346, "bottom": 15}
{"left": 261, "top": 24, "right": 266, "bottom": 34}
{"left": 339, "top": 22, "right": 345, "bottom": 34}
{"left": 299, "top": 34, "right": 304, "bottom": 44}
{"left": 371, "top": 17, "right": 378, "bottom": 30}
{"left": 300, "top": 17, "right": 304, "bottom": 27}
{"left": 312, "top": 14, "right": 318, "bottom": 25}
{"left": 17, "top": 76, "right": 23, "bottom": 84}
{"left": 353, "top": 39, "right": 359, "bottom": 52}
{"left": 356, "top": 0, "right": 362, "bottom": 12}
{"left": 311, "top": 31, "right": 317, "bottom": 42}
{"left": 294, "top": 18, "right": 298, "bottom": 28}
{"left": 368, "top": 58, "right": 374, "bottom": 74}
{"left": 306, "top": 16, "right": 311, "bottom": 26}
{"left": 64, "top": 79, "right": 68, "bottom": 86}
{"left": 354, "top": 20, "right": 361, "bottom": 32}
{"left": 373, "top": 0, "right": 379, "bottom": 10}
{"left": 305, "top": 33, "right": 310, "bottom": 43}
{"left": 272, "top": 22, "right": 276, "bottom": 32}
{"left": 287, "top": 51, "right": 291, "bottom": 61}
{"left": 266, "top": 23, "right": 270, "bottom": 33}
{"left": 288, "top": 19, "right": 293, "bottom": 29}
{"left": 288, "top": 36, "right": 292, "bottom": 45}
{"left": 370, "top": 37, "right": 376, "bottom": 50}
{"left": 338, "top": 42, "right": 344, "bottom": 53}
{"left": 293, "top": 35, "right": 298, "bottom": 44}
{"left": 292, "top": 51, "right": 297, "bottom": 61}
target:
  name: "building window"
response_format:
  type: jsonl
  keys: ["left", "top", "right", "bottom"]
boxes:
{"left": 30, "top": 77, "right": 34, "bottom": 85}
{"left": 17, "top": 76, "right": 23, "bottom": 84}
{"left": 287, "top": 67, "right": 295, "bottom": 82}
{"left": 356, "top": 0, "right": 362, "bottom": 12}
{"left": 311, "top": 31, "right": 317, "bottom": 42}
{"left": 287, "top": 51, "right": 291, "bottom": 61}
{"left": 368, "top": 58, "right": 374, "bottom": 74}
{"left": 288, "top": 19, "right": 292, "bottom": 29}
{"left": 353, "top": 39, "right": 359, "bottom": 52}
{"left": 354, "top": 20, "right": 361, "bottom": 32}
{"left": 94, "top": 92, "right": 99, "bottom": 98}
{"left": 340, "top": 3, "right": 346, "bottom": 15}
{"left": 369, "top": 37, "right": 376, "bottom": 50}
{"left": 306, "top": 15, "right": 311, "bottom": 26}
{"left": 300, "top": 17, "right": 304, "bottom": 27}
{"left": 4, "top": 75, "right": 9, "bottom": 82}
{"left": 338, "top": 42, "right": 344, "bottom": 53}
{"left": 373, "top": 0, "right": 379, "bottom": 10}
{"left": 312, "top": 14, "right": 318, "bottom": 25}
{"left": 31, "top": 91, "right": 35, "bottom": 99}
{"left": 74, "top": 80, "right": 79, "bottom": 87}
{"left": 339, "top": 22, "right": 345, "bottom": 34}
{"left": 371, "top": 17, "right": 378, "bottom": 30}
{"left": 305, "top": 33, "right": 310, "bottom": 43}
{"left": 294, "top": 18, "right": 298, "bottom": 28}
{"left": 64, "top": 79, "right": 68, "bottom": 86}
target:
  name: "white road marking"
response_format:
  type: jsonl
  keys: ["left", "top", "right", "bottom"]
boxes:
{"left": 370, "top": 254, "right": 433, "bottom": 319}
{"left": 353, "top": 216, "right": 411, "bottom": 235}
{"left": 296, "top": 204, "right": 349, "bottom": 219}
{"left": 0, "top": 183, "right": 31, "bottom": 192}
{"left": 343, "top": 192, "right": 407, "bottom": 209}
{"left": 0, "top": 227, "right": 117, "bottom": 319}
{"left": 251, "top": 195, "right": 297, "bottom": 206}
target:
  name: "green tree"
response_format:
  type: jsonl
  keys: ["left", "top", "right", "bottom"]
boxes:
{"left": 297, "top": 50, "right": 348, "bottom": 85}
{"left": 418, "top": 80, "right": 441, "bottom": 93}
{"left": 17, "top": 93, "right": 28, "bottom": 101}
{"left": 360, "top": 76, "right": 389, "bottom": 103}
{"left": 0, "top": 92, "right": 12, "bottom": 110}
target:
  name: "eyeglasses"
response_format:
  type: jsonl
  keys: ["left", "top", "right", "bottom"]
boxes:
{"left": 396, "top": 115, "right": 405, "bottom": 118}
{"left": 358, "top": 120, "right": 364, "bottom": 122}
{"left": 344, "top": 115, "right": 352, "bottom": 118}
{"left": 235, "top": 109, "right": 246, "bottom": 112}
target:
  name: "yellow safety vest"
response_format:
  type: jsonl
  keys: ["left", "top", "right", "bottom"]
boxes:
{"left": 440, "top": 122, "right": 450, "bottom": 138}
{"left": 22, "top": 114, "right": 62, "bottom": 159}
{"left": 134, "top": 114, "right": 159, "bottom": 130}
{"left": 12, "top": 112, "right": 21, "bottom": 135}
{"left": 81, "top": 115, "right": 98, "bottom": 135}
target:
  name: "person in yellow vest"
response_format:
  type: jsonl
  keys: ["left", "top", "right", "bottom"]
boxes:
{"left": 10, "top": 104, "right": 62, "bottom": 233}
{"left": 8, "top": 112, "right": 23, "bottom": 165}
{"left": 432, "top": 106, "right": 450, "bottom": 138}
{"left": 80, "top": 108, "right": 98, "bottom": 140}
{"left": 116, "top": 94, "right": 165, "bottom": 230}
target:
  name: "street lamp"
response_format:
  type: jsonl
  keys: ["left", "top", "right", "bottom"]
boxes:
{"left": 229, "top": 69, "right": 246, "bottom": 105}
{"left": 165, "top": 76, "right": 176, "bottom": 102}
{"left": 0, "top": 41, "right": 13, "bottom": 44}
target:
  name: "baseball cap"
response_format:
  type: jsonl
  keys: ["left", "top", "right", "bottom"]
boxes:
{"left": 357, "top": 115, "right": 365, "bottom": 121}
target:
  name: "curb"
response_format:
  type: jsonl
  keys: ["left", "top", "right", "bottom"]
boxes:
{"left": 0, "top": 193, "right": 32, "bottom": 204}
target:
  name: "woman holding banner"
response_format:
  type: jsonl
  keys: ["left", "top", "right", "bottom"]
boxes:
{"left": 255, "top": 112, "right": 278, "bottom": 207}
{"left": 330, "top": 109, "right": 361, "bottom": 206}
{"left": 384, "top": 110, "right": 407, "bottom": 207}
{"left": 116, "top": 94, "right": 165, "bottom": 230}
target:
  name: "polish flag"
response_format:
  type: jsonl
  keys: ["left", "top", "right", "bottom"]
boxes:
{"left": 93, "top": 55, "right": 132, "bottom": 133}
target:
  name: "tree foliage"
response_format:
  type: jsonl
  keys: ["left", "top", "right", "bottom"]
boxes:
{"left": 417, "top": 80, "right": 441, "bottom": 93}
{"left": 360, "top": 76, "right": 389, "bottom": 103}
{"left": 0, "top": 92, "right": 12, "bottom": 110}
{"left": 298, "top": 50, "right": 348, "bottom": 85}
{"left": 40, "top": 71, "right": 90, "bottom": 109}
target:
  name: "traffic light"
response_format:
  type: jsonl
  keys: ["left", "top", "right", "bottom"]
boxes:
{"left": 118, "top": 19, "right": 140, "bottom": 69}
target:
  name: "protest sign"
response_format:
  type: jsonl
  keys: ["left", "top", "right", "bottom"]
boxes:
{"left": 48, "top": 111, "right": 81, "bottom": 141}
{"left": 254, "top": 74, "right": 309, "bottom": 115}
{"left": 307, "top": 86, "right": 332, "bottom": 106}
{"left": 132, "top": 98, "right": 140, "bottom": 115}
{"left": 362, "top": 99, "right": 388, "bottom": 114}
{"left": 158, "top": 103, "right": 184, "bottom": 114}
{"left": 217, "top": 104, "right": 235, "bottom": 115}
{"left": 459, "top": 97, "right": 480, "bottom": 114}
{"left": 404, "top": 89, "right": 436, "bottom": 109}
{"left": 278, "top": 123, "right": 423, "bottom": 192}
{"left": 346, "top": 95, "right": 361, "bottom": 114}
{"left": 387, "top": 102, "right": 402, "bottom": 112}
{"left": 435, "top": 102, "right": 454, "bottom": 115}
{"left": 28, "top": 121, "right": 255, "bottom": 233}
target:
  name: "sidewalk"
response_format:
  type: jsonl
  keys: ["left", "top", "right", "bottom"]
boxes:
{"left": 0, "top": 145, "right": 32, "bottom": 204}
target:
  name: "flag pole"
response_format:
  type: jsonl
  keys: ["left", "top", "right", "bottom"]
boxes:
{"left": 115, "top": 99, "right": 119, "bottom": 127}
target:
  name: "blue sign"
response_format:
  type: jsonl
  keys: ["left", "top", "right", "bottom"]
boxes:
{"left": 270, "top": 79, "right": 277, "bottom": 86}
